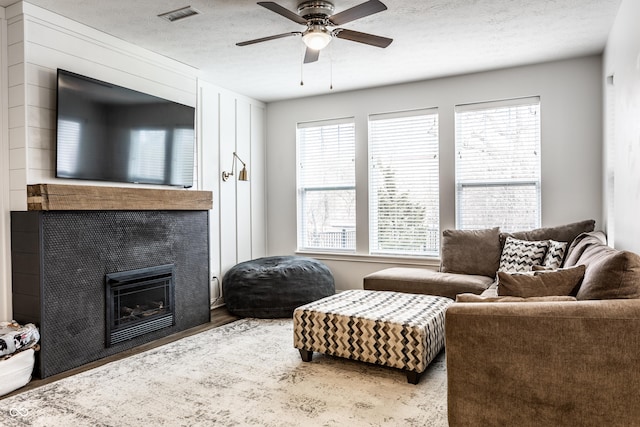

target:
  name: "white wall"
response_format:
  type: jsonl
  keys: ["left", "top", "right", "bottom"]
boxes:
{"left": 198, "top": 81, "right": 266, "bottom": 306}
{"left": 603, "top": 0, "right": 640, "bottom": 252}
{"left": 266, "top": 56, "right": 603, "bottom": 291}
{"left": 0, "top": 3, "right": 266, "bottom": 319}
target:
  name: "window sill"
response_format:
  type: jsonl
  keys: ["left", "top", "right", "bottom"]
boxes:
{"left": 295, "top": 250, "right": 441, "bottom": 268}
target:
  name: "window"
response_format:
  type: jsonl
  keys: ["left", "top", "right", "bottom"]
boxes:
{"left": 455, "top": 97, "right": 541, "bottom": 232}
{"left": 369, "top": 109, "right": 439, "bottom": 256}
{"left": 297, "top": 119, "right": 356, "bottom": 251}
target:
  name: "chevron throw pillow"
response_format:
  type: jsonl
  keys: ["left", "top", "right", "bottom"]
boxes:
{"left": 499, "top": 236, "right": 550, "bottom": 272}
{"left": 542, "top": 240, "right": 568, "bottom": 269}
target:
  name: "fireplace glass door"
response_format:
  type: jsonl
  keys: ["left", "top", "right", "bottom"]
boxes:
{"left": 105, "top": 264, "right": 175, "bottom": 347}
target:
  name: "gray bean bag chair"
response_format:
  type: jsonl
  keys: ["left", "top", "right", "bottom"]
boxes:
{"left": 222, "top": 256, "right": 335, "bottom": 318}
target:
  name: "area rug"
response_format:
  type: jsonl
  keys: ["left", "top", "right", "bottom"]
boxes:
{"left": 0, "top": 318, "right": 448, "bottom": 426}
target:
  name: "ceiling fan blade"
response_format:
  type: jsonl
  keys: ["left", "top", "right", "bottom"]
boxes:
{"left": 328, "top": 0, "right": 387, "bottom": 26}
{"left": 236, "top": 31, "right": 301, "bottom": 46}
{"left": 334, "top": 28, "right": 392, "bottom": 48}
{"left": 257, "top": 2, "right": 307, "bottom": 25}
{"left": 304, "top": 48, "right": 320, "bottom": 64}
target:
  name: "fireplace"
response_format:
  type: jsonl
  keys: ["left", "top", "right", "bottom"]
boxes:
{"left": 106, "top": 264, "right": 176, "bottom": 347}
{"left": 11, "top": 207, "right": 211, "bottom": 378}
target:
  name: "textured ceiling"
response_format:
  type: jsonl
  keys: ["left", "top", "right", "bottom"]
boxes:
{"left": 2, "top": 0, "right": 622, "bottom": 102}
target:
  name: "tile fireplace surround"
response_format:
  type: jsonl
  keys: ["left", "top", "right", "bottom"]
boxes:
{"left": 10, "top": 184, "right": 213, "bottom": 378}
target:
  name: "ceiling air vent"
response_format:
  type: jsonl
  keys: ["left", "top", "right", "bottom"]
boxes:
{"left": 158, "top": 6, "right": 201, "bottom": 23}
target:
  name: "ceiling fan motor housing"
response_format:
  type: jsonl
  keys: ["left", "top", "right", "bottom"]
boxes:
{"left": 297, "top": 1, "right": 335, "bottom": 21}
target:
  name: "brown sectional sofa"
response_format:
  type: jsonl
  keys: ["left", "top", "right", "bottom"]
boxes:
{"left": 363, "top": 220, "right": 640, "bottom": 425}
{"left": 447, "top": 229, "right": 640, "bottom": 426}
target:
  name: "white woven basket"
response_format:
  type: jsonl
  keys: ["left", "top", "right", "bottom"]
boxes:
{"left": 0, "top": 348, "right": 36, "bottom": 396}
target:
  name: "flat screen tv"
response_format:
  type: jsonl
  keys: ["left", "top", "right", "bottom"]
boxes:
{"left": 55, "top": 69, "right": 195, "bottom": 188}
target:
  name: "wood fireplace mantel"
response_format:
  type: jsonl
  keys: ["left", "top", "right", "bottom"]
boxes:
{"left": 27, "top": 184, "right": 213, "bottom": 211}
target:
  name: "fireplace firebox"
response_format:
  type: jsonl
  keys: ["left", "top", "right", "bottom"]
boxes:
{"left": 106, "top": 264, "right": 176, "bottom": 347}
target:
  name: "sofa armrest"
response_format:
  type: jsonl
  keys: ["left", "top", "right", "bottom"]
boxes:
{"left": 445, "top": 299, "right": 640, "bottom": 426}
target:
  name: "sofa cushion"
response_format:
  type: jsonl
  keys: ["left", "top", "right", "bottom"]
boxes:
{"left": 500, "top": 219, "right": 595, "bottom": 248}
{"left": 455, "top": 293, "right": 577, "bottom": 303}
{"left": 497, "top": 265, "right": 586, "bottom": 297}
{"left": 574, "top": 247, "right": 640, "bottom": 300}
{"left": 440, "top": 227, "right": 501, "bottom": 277}
{"left": 542, "top": 240, "right": 568, "bottom": 269}
{"left": 363, "top": 267, "right": 494, "bottom": 300}
{"left": 498, "top": 237, "right": 549, "bottom": 272}
{"left": 563, "top": 231, "right": 607, "bottom": 267}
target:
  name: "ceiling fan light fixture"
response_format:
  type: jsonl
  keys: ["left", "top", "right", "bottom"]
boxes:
{"left": 302, "top": 27, "right": 332, "bottom": 50}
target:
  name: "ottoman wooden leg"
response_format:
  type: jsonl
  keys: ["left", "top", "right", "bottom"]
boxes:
{"left": 406, "top": 371, "right": 421, "bottom": 385}
{"left": 299, "top": 349, "right": 313, "bottom": 362}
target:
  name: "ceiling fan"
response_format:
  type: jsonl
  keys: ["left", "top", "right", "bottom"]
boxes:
{"left": 236, "top": 0, "right": 393, "bottom": 64}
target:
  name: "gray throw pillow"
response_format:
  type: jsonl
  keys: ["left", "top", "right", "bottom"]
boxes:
{"left": 440, "top": 227, "right": 501, "bottom": 277}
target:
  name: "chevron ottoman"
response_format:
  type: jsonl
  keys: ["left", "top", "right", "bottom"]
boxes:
{"left": 293, "top": 289, "right": 453, "bottom": 384}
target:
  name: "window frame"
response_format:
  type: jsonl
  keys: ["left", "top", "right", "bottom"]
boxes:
{"left": 368, "top": 108, "right": 440, "bottom": 257}
{"left": 296, "top": 117, "right": 356, "bottom": 253}
{"left": 454, "top": 96, "right": 542, "bottom": 232}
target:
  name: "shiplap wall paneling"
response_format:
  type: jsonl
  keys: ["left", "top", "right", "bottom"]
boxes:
{"left": 235, "top": 99, "right": 252, "bottom": 263}
{"left": 7, "top": 10, "right": 26, "bottom": 210}
{"left": 7, "top": 2, "right": 198, "bottom": 197}
{"left": 24, "top": 6, "right": 196, "bottom": 105}
{"left": 1, "top": 8, "right": 14, "bottom": 321}
{"left": 251, "top": 105, "right": 267, "bottom": 258}
{"left": 218, "top": 92, "right": 238, "bottom": 275}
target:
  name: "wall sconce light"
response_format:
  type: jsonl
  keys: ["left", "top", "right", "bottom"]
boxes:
{"left": 221, "top": 152, "right": 249, "bottom": 182}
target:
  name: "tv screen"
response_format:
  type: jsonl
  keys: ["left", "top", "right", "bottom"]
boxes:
{"left": 55, "top": 69, "right": 195, "bottom": 188}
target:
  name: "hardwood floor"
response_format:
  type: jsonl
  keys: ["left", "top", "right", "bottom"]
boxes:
{"left": 1, "top": 306, "right": 240, "bottom": 400}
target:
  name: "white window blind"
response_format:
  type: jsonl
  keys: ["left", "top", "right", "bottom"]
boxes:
{"left": 369, "top": 109, "right": 439, "bottom": 256}
{"left": 297, "top": 119, "right": 356, "bottom": 251}
{"left": 455, "top": 97, "right": 541, "bottom": 232}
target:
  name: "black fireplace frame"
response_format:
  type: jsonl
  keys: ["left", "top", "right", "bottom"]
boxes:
{"left": 105, "top": 264, "right": 176, "bottom": 347}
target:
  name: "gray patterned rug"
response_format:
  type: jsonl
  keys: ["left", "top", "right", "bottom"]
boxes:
{"left": 0, "top": 318, "right": 448, "bottom": 426}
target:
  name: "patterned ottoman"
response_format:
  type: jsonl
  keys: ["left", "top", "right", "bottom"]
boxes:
{"left": 293, "top": 290, "right": 453, "bottom": 384}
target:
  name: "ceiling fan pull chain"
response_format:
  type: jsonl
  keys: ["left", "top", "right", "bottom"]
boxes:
{"left": 300, "top": 43, "right": 305, "bottom": 86}
{"left": 329, "top": 42, "right": 333, "bottom": 90}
